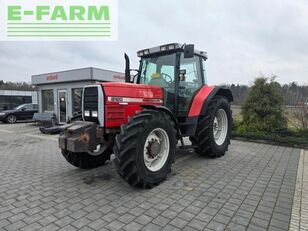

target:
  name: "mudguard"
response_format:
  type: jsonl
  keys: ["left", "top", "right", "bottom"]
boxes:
{"left": 189, "top": 86, "right": 233, "bottom": 118}
{"left": 182, "top": 86, "right": 233, "bottom": 136}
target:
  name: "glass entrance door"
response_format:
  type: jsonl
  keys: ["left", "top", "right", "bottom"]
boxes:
{"left": 58, "top": 90, "right": 67, "bottom": 124}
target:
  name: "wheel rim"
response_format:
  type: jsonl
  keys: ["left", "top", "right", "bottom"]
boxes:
{"left": 8, "top": 115, "right": 16, "bottom": 123}
{"left": 88, "top": 144, "right": 107, "bottom": 156}
{"left": 143, "top": 128, "right": 170, "bottom": 172}
{"left": 213, "top": 109, "right": 228, "bottom": 146}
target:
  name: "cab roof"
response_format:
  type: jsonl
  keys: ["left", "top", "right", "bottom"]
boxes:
{"left": 137, "top": 43, "right": 208, "bottom": 59}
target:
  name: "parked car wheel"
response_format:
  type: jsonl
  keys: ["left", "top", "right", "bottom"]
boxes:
{"left": 6, "top": 115, "right": 17, "bottom": 124}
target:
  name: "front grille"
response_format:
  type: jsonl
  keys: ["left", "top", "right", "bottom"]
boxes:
{"left": 106, "top": 105, "right": 125, "bottom": 122}
{"left": 83, "top": 86, "right": 99, "bottom": 124}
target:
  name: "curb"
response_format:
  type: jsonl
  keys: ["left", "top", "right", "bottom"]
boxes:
{"left": 232, "top": 136, "right": 308, "bottom": 149}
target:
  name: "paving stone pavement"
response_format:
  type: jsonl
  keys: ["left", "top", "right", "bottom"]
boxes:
{"left": 0, "top": 123, "right": 302, "bottom": 231}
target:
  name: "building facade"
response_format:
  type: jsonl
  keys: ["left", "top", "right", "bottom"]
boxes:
{"left": 31, "top": 67, "right": 124, "bottom": 124}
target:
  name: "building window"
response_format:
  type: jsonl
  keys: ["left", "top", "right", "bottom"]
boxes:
{"left": 72, "top": 88, "right": 83, "bottom": 115}
{"left": 0, "top": 95, "right": 32, "bottom": 111}
{"left": 42, "top": 90, "right": 54, "bottom": 112}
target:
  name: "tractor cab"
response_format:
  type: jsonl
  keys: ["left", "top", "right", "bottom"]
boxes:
{"left": 132, "top": 44, "right": 208, "bottom": 119}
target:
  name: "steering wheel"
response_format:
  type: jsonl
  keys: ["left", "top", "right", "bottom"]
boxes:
{"left": 161, "top": 73, "right": 173, "bottom": 85}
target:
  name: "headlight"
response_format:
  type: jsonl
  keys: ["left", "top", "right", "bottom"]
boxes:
{"left": 160, "top": 45, "right": 167, "bottom": 51}
{"left": 143, "top": 49, "right": 150, "bottom": 55}
{"left": 168, "top": 44, "right": 175, "bottom": 50}
{"left": 84, "top": 110, "right": 90, "bottom": 117}
{"left": 92, "top": 111, "right": 98, "bottom": 117}
{"left": 0, "top": 112, "right": 5, "bottom": 116}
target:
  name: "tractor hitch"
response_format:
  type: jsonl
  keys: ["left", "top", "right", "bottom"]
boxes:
{"left": 58, "top": 121, "right": 100, "bottom": 153}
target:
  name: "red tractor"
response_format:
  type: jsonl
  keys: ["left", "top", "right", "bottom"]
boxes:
{"left": 59, "top": 43, "right": 233, "bottom": 188}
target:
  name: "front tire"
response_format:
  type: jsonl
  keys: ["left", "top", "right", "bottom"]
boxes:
{"left": 6, "top": 114, "right": 17, "bottom": 124}
{"left": 190, "top": 96, "right": 232, "bottom": 157}
{"left": 61, "top": 145, "right": 112, "bottom": 169}
{"left": 113, "top": 109, "right": 177, "bottom": 188}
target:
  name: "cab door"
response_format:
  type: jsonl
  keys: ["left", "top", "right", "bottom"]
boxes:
{"left": 177, "top": 54, "right": 204, "bottom": 118}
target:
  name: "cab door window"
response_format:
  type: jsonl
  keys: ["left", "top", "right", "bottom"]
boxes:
{"left": 178, "top": 54, "right": 203, "bottom": 116}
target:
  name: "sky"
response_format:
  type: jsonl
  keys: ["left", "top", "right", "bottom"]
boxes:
{"left": 0, "top": 0, "right": 308, "bottom": 85}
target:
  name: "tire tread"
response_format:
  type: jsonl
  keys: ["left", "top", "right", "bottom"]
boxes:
{"left": 190, "top": 96, "right": 232, "bottom": 158}
{"left": 113, "top": 109, "right": 177, "bottom": 188}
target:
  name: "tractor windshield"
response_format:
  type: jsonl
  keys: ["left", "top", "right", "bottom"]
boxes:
{"left": 139, "top": 53, "right": 176, "bottom": 88}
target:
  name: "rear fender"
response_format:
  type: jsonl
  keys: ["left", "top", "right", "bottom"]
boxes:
{"left": 199, "top": 87, "right": 233, "bottom": 116}
{"left": 186, "top": 86, "right": 233, "bottom": 136}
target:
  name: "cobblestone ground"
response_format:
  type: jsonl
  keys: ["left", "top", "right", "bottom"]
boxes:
{"left": 0, "top": 123, "right": 302, "bottom": 231}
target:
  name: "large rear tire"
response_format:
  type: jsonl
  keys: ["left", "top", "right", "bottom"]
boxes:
{"left": 61, "top": 145, "right": 112, "bottom": 169}
{"left": 190, "top": 96, "right": 232, "bottom": 157}
{"left": 113, "top": 109, "right": 177, "bottom": 188}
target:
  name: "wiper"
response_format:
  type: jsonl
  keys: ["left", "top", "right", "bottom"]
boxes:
{"left": 141, "top": 60, "right": 149, "bottom": 83}
{"left": 143, "top": 60, "right": 149, "bottom": 77}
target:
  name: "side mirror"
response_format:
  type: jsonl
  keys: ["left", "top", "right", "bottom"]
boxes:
{"left": 179, "top": 69, "right": 186, "bottom": 81}
{"left": 180, "top": 69, "right": 186, "bottom": 75}
{"left": 184, "top": 44, "right": 194, "bottom": 58}
{"left": 21, "top": 108, "right": 26, "bottom": 111}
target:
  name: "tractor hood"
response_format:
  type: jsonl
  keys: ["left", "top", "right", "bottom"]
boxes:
{"left": 101, "top": 82, "right": 163, "bottom": 101}
{"left": 96, "top": 82, "right": 163, "bottom": 128}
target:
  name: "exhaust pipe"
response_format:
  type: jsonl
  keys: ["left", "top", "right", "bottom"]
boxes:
{"left": 124, "top": 53, "right": 131, "bottom": 83}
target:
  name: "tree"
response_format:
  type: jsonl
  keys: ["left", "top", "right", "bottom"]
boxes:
{"left": 222, "top": 83, "right": 249, "bottom": 105}
{"left": 239, "top": 76, "right": 287, "bottom": 132}
{"left": 0, "top": 81, "right": 34, "bottom": 91}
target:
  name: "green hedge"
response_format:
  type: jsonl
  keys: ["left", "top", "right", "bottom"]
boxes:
{"left": 232, "top": 120, "right": 308, "bottom": 147}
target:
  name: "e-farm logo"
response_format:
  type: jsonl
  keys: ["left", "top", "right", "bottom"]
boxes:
{"left": 0, "top": 0, "right": 118, "bottom": 41}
